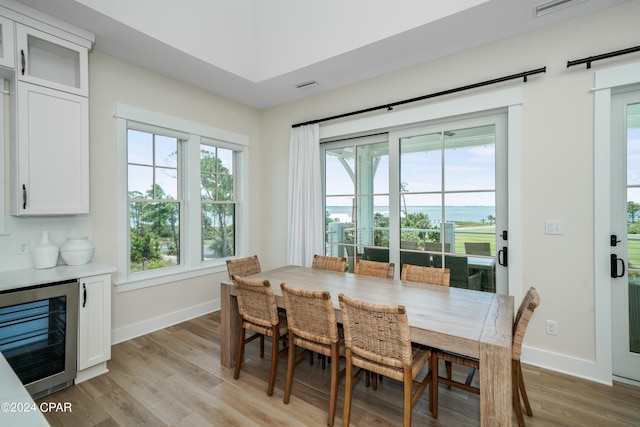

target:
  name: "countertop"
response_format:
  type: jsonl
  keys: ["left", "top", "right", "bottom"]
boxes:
{"left": 0, "top": 353, "right": 49, "bottom": 426}
{"left": 0, "top": 263, "right": 117, "bottom": 293}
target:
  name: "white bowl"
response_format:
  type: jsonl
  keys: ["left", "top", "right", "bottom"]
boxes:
{"left": 60, "top": 238, "right": 94, "bottom": 265}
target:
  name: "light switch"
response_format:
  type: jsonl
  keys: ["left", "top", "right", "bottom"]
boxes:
{"left": 545, "top": 220, "right": 564, "bottom": 235}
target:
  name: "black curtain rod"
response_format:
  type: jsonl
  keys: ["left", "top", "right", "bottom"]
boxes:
{"left": 292, "top": 67, "right": 546, "bottom": 128}
{"left": 567, "top": 45, "right": 640, "bottom": 69}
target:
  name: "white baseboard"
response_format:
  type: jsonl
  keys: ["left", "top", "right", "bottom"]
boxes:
{"left": 111, "top": 299, "right": 221, "bottom": 345}
{"left": 522, "top": 345, "right": 611, "bottom": 386}
{"left": 75, "top": 362, "right": 108, "bottom": 384}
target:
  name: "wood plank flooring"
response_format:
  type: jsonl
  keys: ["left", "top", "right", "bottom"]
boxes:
{"left": 36, "top": 312, "right": 640, "bottom": 426}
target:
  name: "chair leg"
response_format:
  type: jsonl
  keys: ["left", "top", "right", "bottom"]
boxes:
{"left": 234, "top": 324, "right": 245, "bottom": 380}
{"left": 267, "top": 327, "right": 279, "bottom": 396}
{"left": 283, "top": 335, "right": 296, "bottom": 404}
{"left": 260, "top": 335, "right": 265, "bottom": 359}
{"left": 327, "top": 344, "right": 339, "bottom": 426}
{"left": 342, "top": 350, "right": 354, "bottom": 427}
{"left": 512, "top": 360, "right": 526, "bottom": 427}
{"left": 403, "top": 367, "right": 412, "bottom": 427}
{"left": 517, "top": 361, "right": 533, "bottom": 416}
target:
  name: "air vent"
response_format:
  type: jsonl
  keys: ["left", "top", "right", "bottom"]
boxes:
{"left": 535, "top": 0, "right": 586, "bottom": 16}
{"left": 295, "top": 80, "right": 319, "bottom": 90}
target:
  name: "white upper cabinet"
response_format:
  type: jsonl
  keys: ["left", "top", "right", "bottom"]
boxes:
{"left": 0, "top": 15, "right": 14, "bottom": 69}
{"left": 11, "top": 82, "right": 89, "bottom": 215}
{"left": 15, "top": 24, "right": 88, "bottom": 96}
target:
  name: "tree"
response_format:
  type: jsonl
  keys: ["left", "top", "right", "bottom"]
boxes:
{"left": 201, "top": 149, "right": 235, "bottom": 258}
{"left": 628, "top": 201, "right": 640, "bottom": 223}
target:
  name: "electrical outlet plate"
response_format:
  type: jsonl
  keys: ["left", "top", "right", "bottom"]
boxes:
{"left": 16, "top": 241, "right": 29, "bottom": 254}
{"left": 546, "top": 320, "right": 558, "bottom": 335}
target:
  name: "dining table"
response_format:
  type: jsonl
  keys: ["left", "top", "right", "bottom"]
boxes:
{"left": 220, "top": 265, "right": 514, "bottom": 426}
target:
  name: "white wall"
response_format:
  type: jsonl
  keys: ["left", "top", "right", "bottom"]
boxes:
{"left": 259, "top": 1, "right": 640, "bottom": 381}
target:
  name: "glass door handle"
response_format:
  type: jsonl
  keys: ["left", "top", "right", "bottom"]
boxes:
{"left": 498, "top": 246, "right": 508, "bottom": 266}
{"left": 611, "top": 253, "right": 626, "bottom": 278}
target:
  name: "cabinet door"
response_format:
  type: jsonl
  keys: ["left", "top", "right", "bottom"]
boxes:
{"left": 0, "top": 15, "right": 14, "bottom": 69}
{"left": 12, "top": 82, "right": 89, "bottom": 215}
{"left": 15, "top": 24, "right": 88, "bottom": 96}
{"left": 78, "top": 274, "right": 112, "bottom": 371}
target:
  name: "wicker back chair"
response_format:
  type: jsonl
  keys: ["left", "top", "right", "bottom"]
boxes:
{"left": 311, "top": 254, "right": 347, "bottom": 272}
{"left": 232, "top": 275, "right": 287, "bottom": 396}
{"left": 353, "top": 259, "right": 395, "bottom": 279}
{"left": 431, "top": 287, "right": 540, "bottom": 427}
{"left": 400, "top": 264, "right": 450, "bottom": 287}
{"left": 226, "top": 255, "right": 261, "bottom": 280}
{"left": 280, "top": 283, "right": 345, "bottom": 426}
{"left": 338, "top": 293, "right": 432, "bottom": 427}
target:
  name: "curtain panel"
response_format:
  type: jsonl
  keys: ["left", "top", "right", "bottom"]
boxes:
{"left": 287, "top": 124, "right": 323, "bottom": 266}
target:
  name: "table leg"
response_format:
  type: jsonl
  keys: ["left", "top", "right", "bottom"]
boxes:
{"left": 479, "top": 295, "right": 513, "bottom": 426}
{"left": 220, "top": 282, "right": 240, "bottom": 368}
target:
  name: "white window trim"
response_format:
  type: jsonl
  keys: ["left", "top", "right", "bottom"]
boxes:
{"left": 0, "top": 79, "right": 6, "bottom": 235}
{"left": 115, "top": 104, "right": 249, "bottom": 292}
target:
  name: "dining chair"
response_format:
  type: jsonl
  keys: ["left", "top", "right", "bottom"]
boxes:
{"left": 226, "top": 255, "right": 261, "bottom": 280}
{"left": 432, "top": 255, "right": 482, "bottom": 290}
{"left": 423, "top": 242, "right": 451, "bottom": 253}
{"left": 431, "top": 287, "right": 540, "bottom": 427}
{"left": 401, "top": 240, "right": 418, "bottom": 250}
{"left": 280, "top": 283, "right": 345, "bottom": 426}
{"left": 353, "top": 259, "right": 395, "bottom": 279}
{"left": 400, "top": 251, "right": 431, "bottom": 269}
{"left": 464, "top": 242, "right": 492, "bottom": 256}
{"left": 312, "top": 254, "right": 347, "bottom": 272}
{"left": 400, "top": 264, "right": 450, "bottom": 287}
{"left": 231, "top": 275, "right": 288, "bottom": 396}
{"left": 363, "top": 247, "right": 390, "bottom": 262}
{"left": 339, "top": 293, "right": 432, "bottom": 427}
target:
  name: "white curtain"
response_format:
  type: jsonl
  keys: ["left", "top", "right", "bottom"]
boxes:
{"left": 287, "top": 124, "right": 323, "bottom": 267}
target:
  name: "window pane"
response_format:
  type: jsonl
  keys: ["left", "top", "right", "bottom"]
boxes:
{"left": 357, "top": 142, "right": 389, "bottom": 195}
{"left": 201, "top": 145, "right": 217, "bottom": 173}
{"left": 325, "top": 147, "right": 355, "bottom": 195}
{"left": 357, "top": 195, "right": 389, "bottom": 248}
{"left": 217, "top": 174, "right": 234, "bottom": 201}
{"left": 218, "top": 147, "right": 234, "bottom": 175}
{"left": 444, "top": 192, "right": 495, "bottom": 255}
{"left": 156, "top": 167, "right": 178, "bottom": 199}
{"left": 129, "top": 201, "right": 180, "bottom": 272}
{"left": 155, "top": 135, "right": 178, "bottom": 168}
{"left": 128, "top": 165, "right": 153, "bottom": 198}
{"left": 128, "top": 129, "right": 152, "bottom": 164}
{"left": 628, "top": 103, "right": 640, "bottom": 186}
{"left": 444, "top": 126, "right": 495, "bottom": 191}
{"left": 401, "top": 133, "right": 441, "bottom": 192}
{"left": 400, "top": 193, "right": 441, "bottom": 250}
{"left": 202, "top": 203, "right": 235, "bottom": 260}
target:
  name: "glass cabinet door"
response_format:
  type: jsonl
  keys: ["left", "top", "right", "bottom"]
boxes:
{"left": 15, "top": 24, "right": 88, "bottom": 96}
{"left": 0, "top": 15, "right": 14, "bottom": 69}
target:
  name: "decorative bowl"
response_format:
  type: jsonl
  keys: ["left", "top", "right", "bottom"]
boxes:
{"left": 60, "top": 237, "right": 94, "bottom": 265}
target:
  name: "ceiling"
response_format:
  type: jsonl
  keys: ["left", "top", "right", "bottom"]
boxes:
{"left": 12, "top": 0, "right": 631, "bottom": 109}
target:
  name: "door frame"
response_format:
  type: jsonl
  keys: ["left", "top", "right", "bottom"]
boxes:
{"left": 594, "top": 61, "right": 640, "bottom": 385}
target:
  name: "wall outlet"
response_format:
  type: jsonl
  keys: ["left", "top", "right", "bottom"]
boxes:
{"left": 16, "top": 241, "right": 30, "bottom": 255}
{"left": 546, "top": 320, "right": 558, "bottom": 336}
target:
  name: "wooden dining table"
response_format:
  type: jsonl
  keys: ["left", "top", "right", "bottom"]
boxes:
{"left": 220, "top": 265, "right": 514, "bottom": 426}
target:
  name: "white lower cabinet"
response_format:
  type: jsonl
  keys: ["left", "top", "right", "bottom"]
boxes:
{"left": 77, "top": 274, "right": 111, "bottom": 382}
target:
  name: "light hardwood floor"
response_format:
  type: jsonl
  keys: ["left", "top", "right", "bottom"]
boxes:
{"left": 37, "top": 311, "right": 640, "bottom": 426}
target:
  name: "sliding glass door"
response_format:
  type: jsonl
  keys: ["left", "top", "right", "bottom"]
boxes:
{"left": 322, "top": 113, "right": 508, "bottom": 292}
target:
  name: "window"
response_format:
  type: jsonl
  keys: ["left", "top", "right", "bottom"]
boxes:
{"left": 127, "top": 129, "right": 181, "bottom": 272}
{"left": 116, "top": 104, "right": 248, "bottom": 291}
{"left": 200, "top": 142, "right": 235, "bottom": 260}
